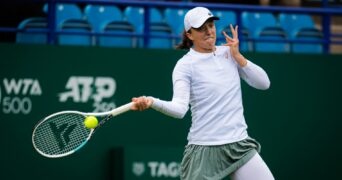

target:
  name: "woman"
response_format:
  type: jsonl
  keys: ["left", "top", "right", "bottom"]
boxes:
{"left": 131, "top": 7, "right": 274, "bottom": 180}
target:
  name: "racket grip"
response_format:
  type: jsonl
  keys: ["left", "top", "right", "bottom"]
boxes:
{"left": 110, "top": 102, "right": 133, "bottom": 116}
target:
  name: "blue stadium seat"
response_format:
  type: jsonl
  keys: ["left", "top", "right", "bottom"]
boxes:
{"left": 242, "top": 11, "right": 284, "bottom": 38}
{"left": 255, "top": 27, "right": 289, "bottom": 52}
{"left": 84, "top": 4, "right": 134, "bottom": 47}
{"left": 43, "top": 3, "right": 92, "bottom": 46}
{"left": 124, "top": 6, "right": 170, "bottom": 48}
{"left": 242, "top": 12, "right": 288, "bottom": 53}
{"left": 242, "top": 12, "right": 277, "bottom": 37}
{"left": 16, "top": 17, "right": 47, "bottom": 44}
{"left": 124, "top": 7, "right": 163, "bottom": 32}
{"left": 212, "top": 10, "right": 236, "bottom": 33}
{"left": 98, "top": 21, "right": 135, "bottom": 48}
{"left": 149, "top": 8, "right": 171, "bottom": 48}
{"left": 279, "top": 13, "right": 316, "bottom": 38}
{"left": 164, "top": 8, "right": 187, "bottom": 46}
{"left": 124, "top": 6, "right": 145, "bottom": 47}
{"left": 149, "top": 8, "right": 164, "bottom": 23}
{"left": 148, "top": 22, "right": 173, "bottom": 49}
{"left": 164, "top": 8, "right": 187, "bottom": 35}
{"left": 279, "top": 13, "right": 322, "bottom": 53}
{"left": 43, "top": 3, "right": 83, "bottom": 27}
{"left": 292, "top": 28, "right": 323, "bottom": 53}
{"left": 57, "top": 19, "right": 92, "bottom": 46}
{"left": 84, "top": 5, "right": 123, "bottom": 32}
{"left": 123, "top": 6, "right": 144, "bottom": 33}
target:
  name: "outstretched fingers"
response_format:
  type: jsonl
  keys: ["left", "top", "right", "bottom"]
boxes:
{"left": 222, "top": 31, "right": 233, "bottom": 41}
{"left": 222, "top": 24, "right": 240, "bottom": 47}
{"left": 230, "top": 24, "right": 239, "bottom": 39}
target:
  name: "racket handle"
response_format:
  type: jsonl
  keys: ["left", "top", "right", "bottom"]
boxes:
{"left": 110, "top": 102, "right": 133, "bottom": 116}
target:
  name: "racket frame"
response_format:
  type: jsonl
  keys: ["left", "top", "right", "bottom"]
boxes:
{"left": 32, "top": 102, "right": 133, "bottom": 158}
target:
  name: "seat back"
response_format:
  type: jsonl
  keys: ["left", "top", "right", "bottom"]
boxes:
{"left": 164, "top": 8, "right": 187, "bottom": 35}
{"left": 164, "top": 8, "right": 188, "bottom": 46}
{"left": 242, "top": 12, "right": 289, "bottom": 52}
{"left": 124, "top": 6, "right": 164, "bottom": 33}
{"left": 16, "top": 17, "right": 47, "bottom": 44}
{"left": 254, "top": 27, "right": 289, "bottom": 53}
{"left": 84, "top": 5, "right": 123, "bottom": 32}
{"left": 279, "top": 13, "right": 316, "bottom": 38}
{"left": 99, "top": 21, "right": 135, "bottom": 48}
{"left": 125, "top": 7, "right": 168, "bottom": 48}
{"left": 58, "top": 19, "right": 92, "bottom": 46}
{"left": 150, "top": 8, "right": 164, "bottom": 23}
{"left": 212, "top": 10, "right": 236, "bottom": 33}
{"left": 292, "top": 28, "right": 323, "bottom": 53}
{"left": 43, "top": 3, "right": 83, "bottom": 27}
{"left": 279, "top": 13, "right": 322, "bottom": 53}
{"left": 124, "top": 6, "right": 144, "bottom": 33}
{"left": 242, "top": 12, "right": 278, "bottom": 38}
{"left": 147, "top": 23, "right": 173, "bottom": 49}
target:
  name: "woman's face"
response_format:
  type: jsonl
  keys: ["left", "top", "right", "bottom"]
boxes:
{"left": 187, "top": 20, "right": 216, "bottom": 53}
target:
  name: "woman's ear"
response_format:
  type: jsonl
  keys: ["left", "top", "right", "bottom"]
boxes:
{"left": 186, "top": 31, "right": 194, "bottom": 41}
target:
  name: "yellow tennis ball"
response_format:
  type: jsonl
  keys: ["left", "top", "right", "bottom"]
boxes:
{"left": 84, "top": 116, "right": 98, "bottom": 129}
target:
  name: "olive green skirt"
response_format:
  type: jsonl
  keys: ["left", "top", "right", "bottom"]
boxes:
{"left": 180, "top": 137, "right": 261, "bottom": 180}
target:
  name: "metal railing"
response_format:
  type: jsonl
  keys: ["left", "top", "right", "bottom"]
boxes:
{"left": 1, "top": 0, "right": 341, "bottom": 53}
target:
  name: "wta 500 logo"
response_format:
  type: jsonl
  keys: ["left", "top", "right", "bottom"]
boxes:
{"left": 58, "top": 76, "right": 117, "bottom": 112}
{"left": 0, "top": 78, "right": 42, "bottom": 114}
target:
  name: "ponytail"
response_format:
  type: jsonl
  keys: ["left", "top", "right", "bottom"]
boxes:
{"left": 176, "top": 30, "right": 193, "bottom": 50}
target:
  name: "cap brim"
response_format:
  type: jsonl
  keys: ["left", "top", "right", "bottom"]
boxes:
{"left": 192, "top": 16, "right": 220, "bottom": 29}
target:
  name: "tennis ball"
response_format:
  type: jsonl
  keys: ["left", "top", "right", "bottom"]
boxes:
{"left": 84, "top": 116, "right": 98, "bottom": 129}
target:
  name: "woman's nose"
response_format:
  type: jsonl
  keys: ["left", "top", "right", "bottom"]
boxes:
{"left": 206, "top": 26, "right": 214, "bottom": 34}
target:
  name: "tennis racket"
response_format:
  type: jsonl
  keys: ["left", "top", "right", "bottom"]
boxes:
{"left": 32, "top": 102, "right": 133, "bottom": 158}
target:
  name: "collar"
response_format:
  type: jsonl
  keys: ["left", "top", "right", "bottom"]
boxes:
{"left": 189, "top": 47, "right": 217, "bottom": 59}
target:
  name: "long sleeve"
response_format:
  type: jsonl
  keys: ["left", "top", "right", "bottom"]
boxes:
{"left": 149, "top": 59, "right": 191, "bottom": 119}
{"left": 238, "top": 60, "right": 271, "bottom": 90}
{"left": 150, "top": 79, "right": 190, "bottom": 119}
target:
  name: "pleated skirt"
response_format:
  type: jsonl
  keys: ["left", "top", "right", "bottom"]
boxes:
{"left": 180, "top": 137, "right": 261, "bottom": 180}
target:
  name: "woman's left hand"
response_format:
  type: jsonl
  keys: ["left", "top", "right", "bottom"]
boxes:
{"left": 222, "top": 24, "right": 240, "bottom": 55}
{"left": 222, "top": 24, "right": 247, "bottom": 67}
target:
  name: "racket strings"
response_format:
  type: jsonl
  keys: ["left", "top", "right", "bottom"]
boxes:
{"left": 33, "top": 113, "right": 91, "bottom": 156}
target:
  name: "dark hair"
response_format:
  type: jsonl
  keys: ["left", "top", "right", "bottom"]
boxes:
{"left": 176, "top": 30, "right": 193, "bottom": 50}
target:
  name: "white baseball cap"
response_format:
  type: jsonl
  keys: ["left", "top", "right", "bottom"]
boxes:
{"left": 184, "top": 7, "right": 219, "bottom": 31}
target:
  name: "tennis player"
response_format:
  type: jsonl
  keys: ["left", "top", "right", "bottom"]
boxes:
{"left": 132, "top": 7, "right": 274, "bottom": 180}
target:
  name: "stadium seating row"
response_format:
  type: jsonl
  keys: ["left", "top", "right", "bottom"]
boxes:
{"left": 16, "top": 3, "right": 323, "bottom": 53}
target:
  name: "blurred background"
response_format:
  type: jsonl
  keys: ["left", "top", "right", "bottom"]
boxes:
{"left": 0, "top": 0, "right": 341, "bottom": 180}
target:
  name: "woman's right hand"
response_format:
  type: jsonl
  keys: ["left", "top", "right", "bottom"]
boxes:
{"left": 131, "top": 96, "right": 153, "bottom": 111}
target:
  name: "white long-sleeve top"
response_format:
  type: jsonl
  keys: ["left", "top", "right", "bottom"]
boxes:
{"left": 151, "top": 46, "right": 270, "bottom": 145}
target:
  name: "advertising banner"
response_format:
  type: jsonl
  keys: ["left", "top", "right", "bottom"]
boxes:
{"left": 1, "top": 44, "right": 341, "bottom": 180}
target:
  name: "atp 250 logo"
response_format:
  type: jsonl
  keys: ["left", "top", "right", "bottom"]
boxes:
{"left": 0, "top": 78, "right": 42, "bottom": 114}
{"left": 58, "top": 76, "right": 117, "bottom": 112}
